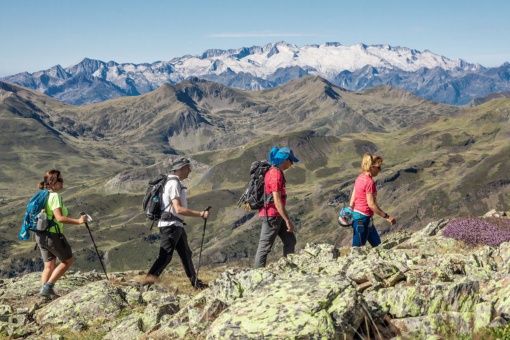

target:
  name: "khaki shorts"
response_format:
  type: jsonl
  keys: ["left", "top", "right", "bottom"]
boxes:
{"left": 36, "top": 232, "right": 73, "bottom": 262}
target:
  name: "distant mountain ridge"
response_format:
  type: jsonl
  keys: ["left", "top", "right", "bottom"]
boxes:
{"left": 0, "top": 76, "right": 458, "bottom": 155}
{"left": 3, "top": 41, "right": 509, "bottom": 106}
{"left": 468, "top": 91, "right": 510, "bottom": 106}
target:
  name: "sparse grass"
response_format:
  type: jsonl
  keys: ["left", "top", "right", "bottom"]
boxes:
{"left": 41, "top": 323, "right": 108, "bottom": 340}
{"left": 122, "top": 263, "right": 239, "bottom": 295}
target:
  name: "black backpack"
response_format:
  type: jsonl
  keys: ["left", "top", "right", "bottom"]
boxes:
{"left": 142, "top": 174, "right": 183, "bottom": 228}
{"left": 237, "top": 160, "right": 280, "bottom": 211}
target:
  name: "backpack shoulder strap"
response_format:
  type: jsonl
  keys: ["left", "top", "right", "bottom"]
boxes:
{"left": 166, "top": 176, "right": 184, "bottom": 191}
{"left": 161, "top": 176, "right": 184, "bottom": 210}
{"left": 47, "top": 191, "right": 62, "bottom": 233}
{"left": 269, "top": 165, "right": 286, "bottom": 184}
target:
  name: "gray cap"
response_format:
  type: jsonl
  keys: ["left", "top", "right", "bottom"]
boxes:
{"left": 169, "top": 157, "right": 191, "bottom": 172}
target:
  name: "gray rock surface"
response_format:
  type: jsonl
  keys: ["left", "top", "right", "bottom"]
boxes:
{"left": 2, "top": 216, "right": 510, "bottom": 338}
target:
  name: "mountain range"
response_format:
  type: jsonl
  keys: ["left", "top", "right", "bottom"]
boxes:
{"left": 1, "top": 77, "right": 509, "bottom": 279}
{"left": 2, "top": 41, "right": 510, "bottom": 106}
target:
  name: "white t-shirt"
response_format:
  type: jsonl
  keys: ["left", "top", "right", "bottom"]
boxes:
{"left": 158, "top": 175, "right": 186, "bottom": 227}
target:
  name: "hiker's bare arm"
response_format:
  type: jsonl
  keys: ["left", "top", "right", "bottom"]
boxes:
{"left": 366, "top": 193, "right": 396, "bottom": 225}
{"left": 172, "top": 199, "right": 209, "bottom": 219}
{"left": 349, "top": 188, "right": 356, "bottom": 208}
{"left": 53, "top": 208, "right": 87, "bottom": 225}
{"left": 272, "top": 191, "right": 294, "bottom": 232}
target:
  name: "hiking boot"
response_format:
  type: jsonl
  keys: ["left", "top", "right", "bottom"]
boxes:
{"left": 191, "top": 278, "right": 208, "bottom": 290}
{"left": 143, "top": 283, "right": 154, "bottom": 292}
{"left": 141, "top": 274, "right": 158, "bottom": 285}
{"left": 40, "top": 284, "right": 60, "bottom": 299}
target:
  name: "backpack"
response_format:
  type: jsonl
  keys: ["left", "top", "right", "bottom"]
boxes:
{"left": 19, "top": 190, "right": 54, "bottom": 240}
{"left": 142, "top": 174, "right": 183, "bottom": 227}
{"left": 237, "top": 160, "right": 279, "bottom": 211}
{"left": 338, "top": 206, "right": 354, "bottom": 227}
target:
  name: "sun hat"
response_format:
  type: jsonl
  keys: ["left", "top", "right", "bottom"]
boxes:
{"left": 170, "top": 157, "right": 191, "bottom": 172}
{"left": 269, "top": 146, "right": 299, "bottom": 165}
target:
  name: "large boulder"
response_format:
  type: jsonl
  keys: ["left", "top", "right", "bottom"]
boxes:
{"left": 206, "top": 274, "right": 352, "bottom": 339}
{"left": 35, "top": 280, "right": 127, "bottom": 330}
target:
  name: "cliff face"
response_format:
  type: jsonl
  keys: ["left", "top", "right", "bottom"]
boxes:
{"left": 2, "top": 217, "right": 510, "bottom": 339}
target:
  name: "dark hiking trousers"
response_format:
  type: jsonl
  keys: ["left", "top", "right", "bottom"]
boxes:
{"left": 254, "top": 216, "right": 296, "bottom": 268}
{"left": 351, "top": 215, "right": 381, "bottom": 247}
{"left": 148, "top": 225, "right": 197, "bottom": 280}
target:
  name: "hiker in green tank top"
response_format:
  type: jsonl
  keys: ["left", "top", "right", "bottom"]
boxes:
{"left": 36, "top": 170, "right": 87, "bottom": 300}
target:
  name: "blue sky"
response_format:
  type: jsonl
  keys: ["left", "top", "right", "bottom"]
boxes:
{"left": 1, "top": 0, "right": 509, "bottom": 77}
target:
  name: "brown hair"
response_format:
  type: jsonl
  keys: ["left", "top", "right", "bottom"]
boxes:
{"left": 361, "top": 153, "right": 383, "bottom": 173}
{"left": 38, "top": 170, "right": 61, "bottom": 190}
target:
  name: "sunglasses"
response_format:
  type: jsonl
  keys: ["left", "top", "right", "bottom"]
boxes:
{"left": 57, "top": 178, "right": 64, "bottom": 183}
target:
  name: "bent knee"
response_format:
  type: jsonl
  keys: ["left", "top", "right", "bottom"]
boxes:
{"left": 64, "top": 257, "right": 75, "bottom": 266}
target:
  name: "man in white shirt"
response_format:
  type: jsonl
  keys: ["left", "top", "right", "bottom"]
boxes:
{"left": 144, "top": 157, "right": 210, "bottom": 289}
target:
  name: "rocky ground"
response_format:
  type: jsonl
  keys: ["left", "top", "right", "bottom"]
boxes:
{"left": 2, "top": 216, "right": 510, "bottom": 339}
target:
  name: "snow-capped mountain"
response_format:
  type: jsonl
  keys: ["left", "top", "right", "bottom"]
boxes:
{"left": 2, "top": 41, "right": 509, "bottom": 105}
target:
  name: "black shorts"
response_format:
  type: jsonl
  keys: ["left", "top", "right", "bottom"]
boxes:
{"left": 36, "top": 232, "right": 73, "bottom": 262}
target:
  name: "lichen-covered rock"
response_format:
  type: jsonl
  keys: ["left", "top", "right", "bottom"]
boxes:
{"left": 391, "top": 311, "right": 484, "bottom": 338}
{"left": 327, "top": 285, "right": 365, "bottom": 338}
{"left": 0, "top": 271, "right": 96, "bottom": 307}
{"left": 142, "top": 296, "right": 179, "bottom": 332}
{"left": 365, "top": 280, "right": 481, "bottom": 318}
{"left": 206, "top": 274, "right": 348, "bottom": 339}
{"left": 103, "top": 313, "right": 144, "bottom": 340}
{"left": 413, "top": 219, "right": 449, "bottom": 238}
{"left": 35, "top": 280, "right": 127, "bottom": 329}
{"left": 0, "top": 304, "right": 13, "bottom": 321}
{"left": 481, "top": 275, "right": 510, "bottom": 317}
{"left": 495, "top": 241, "right": 510, "bottom": 271}
{"left": 345, "top": 256, "right": 402, "bottom": 286}
{"left": 380, "top": 230, "right": 412, "bottom": 249}
{"left": 277, "top": 243, "right": 344, "bottom": 276}
{"left": 5, "top": 216, "right": 510, "bottom": 339}
{"left": 207, "top": 268, "right": 275, "bottom": 305}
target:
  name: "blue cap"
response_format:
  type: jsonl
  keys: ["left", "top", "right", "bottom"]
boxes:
{"left": 269, "top": 147, "right": 299, "bottom": 165}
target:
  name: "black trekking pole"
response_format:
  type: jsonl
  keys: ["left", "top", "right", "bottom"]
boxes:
{"left": 80, "top": 212, "right": 109, "bottom": 281}
{"left": 195, "top": 206, "right": 211, "bottom": 286}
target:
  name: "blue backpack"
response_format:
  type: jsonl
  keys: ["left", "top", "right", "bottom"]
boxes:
{"left": 338, "top": 206, "right": 354, "bottom": 227}
{"left": 19, "top": 190, "right": 51, "bottom": 240}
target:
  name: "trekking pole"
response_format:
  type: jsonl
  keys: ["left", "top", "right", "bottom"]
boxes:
{"left": 195, "top": 206, "right": 211, "bottom": 286}
{"left": 80, "top": 212, "right": 109, "bottom": 281}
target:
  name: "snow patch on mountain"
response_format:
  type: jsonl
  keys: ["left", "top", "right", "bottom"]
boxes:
{"left": 2, "top": 41, "right": 506, "bottom": 106}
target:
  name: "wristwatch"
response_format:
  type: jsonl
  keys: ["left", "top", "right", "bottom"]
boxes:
{"left": 383, "top": 213, "right": 389, "bottom": 219}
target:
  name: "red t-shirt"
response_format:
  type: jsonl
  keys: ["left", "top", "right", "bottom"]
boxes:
{"left": 353, "top": 173, "right": 377, "bottom": 216}
{"left": 258, "top": 168, "right": 286, "bottom": 217}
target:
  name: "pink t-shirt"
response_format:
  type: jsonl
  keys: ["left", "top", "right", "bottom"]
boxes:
{"left": 259, "top": 168, "right": 286, "bottom": 217}
{"left": 353, "top": 173, "right": 377, "bottom": 216}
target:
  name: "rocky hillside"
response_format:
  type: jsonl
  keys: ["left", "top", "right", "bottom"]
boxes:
{"left": 2, "top": 213, "right": 510, "bottom": 339}
{"left": 1, "top": 79, "right": 510, "bottom": 279}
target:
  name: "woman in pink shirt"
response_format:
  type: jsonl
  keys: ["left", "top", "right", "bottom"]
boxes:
{"left": 349, "top": 153, "right": 396, "bottom": 247}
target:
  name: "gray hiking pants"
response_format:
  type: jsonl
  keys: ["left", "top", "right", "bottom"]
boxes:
{"left": 254, "top": 216, "right": 296, "bottom": 268}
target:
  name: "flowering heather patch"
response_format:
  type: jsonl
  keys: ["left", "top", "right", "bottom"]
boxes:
{"left": 443, "top": 217, "right": 510, "bottom": 247}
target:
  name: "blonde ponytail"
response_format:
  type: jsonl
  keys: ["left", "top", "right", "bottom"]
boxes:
{"left": 360, "top": 153, "right": 383, "bottom": 173}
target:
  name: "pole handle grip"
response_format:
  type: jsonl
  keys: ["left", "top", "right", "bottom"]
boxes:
{"left": 79, "top": 212, "right": 93, "bottom": 223}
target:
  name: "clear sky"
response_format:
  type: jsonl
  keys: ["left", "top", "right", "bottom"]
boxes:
{"left": 1, "top": 0, "right": 509, "bottom": 77}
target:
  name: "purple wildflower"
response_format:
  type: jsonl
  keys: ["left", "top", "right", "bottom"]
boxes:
{"left": 443, "top": 217, "right": 510, "bottom": 247}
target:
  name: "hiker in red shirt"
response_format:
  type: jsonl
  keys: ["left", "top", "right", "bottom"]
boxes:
{"left": 349, "top": 153, "right": 396, "bottom": 247}
{"left": 254, "top": 146, "right": 299, "bottom": 268}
